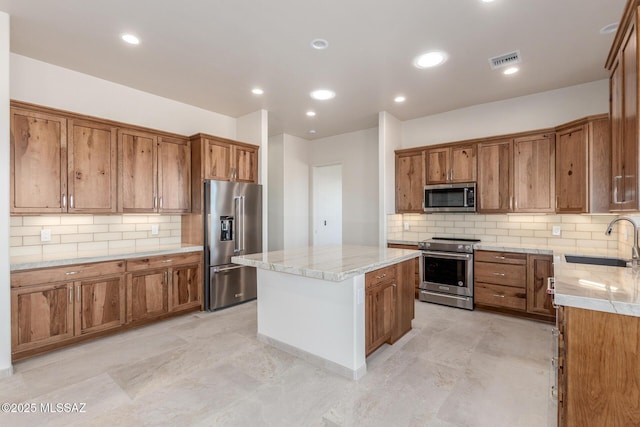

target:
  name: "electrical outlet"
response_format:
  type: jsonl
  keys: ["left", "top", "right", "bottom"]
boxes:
{"left": 403, "top": 222, "right": 410, "bottom": 231}
{"left": 151, "top": 224, "right": 159, "bottom": 235}
{"left": 552, "top": 225, "right": 561, "bottom": 236}
{"left": 40, "top": 229, "right": 51, "bottom": 242}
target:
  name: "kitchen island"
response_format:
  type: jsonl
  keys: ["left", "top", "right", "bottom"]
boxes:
{"left": 232, "top": 245, "right": 420, "bottom": 379}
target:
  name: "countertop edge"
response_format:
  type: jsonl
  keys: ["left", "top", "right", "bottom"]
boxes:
{"left": 11, "top": 245, "right": 203, "bottom": 271}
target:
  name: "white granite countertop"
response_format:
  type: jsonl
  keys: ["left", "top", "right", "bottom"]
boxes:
{"left": 11, "top": 244, "right": 203, "bottom": 271}
{"left": 232, "top": 244, "right": 420, "bottom": 282}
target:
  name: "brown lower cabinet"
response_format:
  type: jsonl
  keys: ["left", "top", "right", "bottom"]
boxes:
{"left": 474, "top": 250, "right": 555, "bottom": 321}
{"left": 387, "top": 243, "right": 420, "bottom": 298}
{"left": 557, "top": 306, "right": 640, "bottom": 426}
{"left": 365, "top": 259, "right": 416, "bottom": 356}
{"left": 10, "top": 252, "right": 202, "bottom": 361}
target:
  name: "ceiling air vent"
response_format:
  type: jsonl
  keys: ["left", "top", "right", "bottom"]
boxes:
{"left": 488, "top": 50, "right": 521, "bottom": 70}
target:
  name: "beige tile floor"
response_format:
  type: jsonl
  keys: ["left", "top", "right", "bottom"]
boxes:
{"left": 0, "top": 301, "right": 556, "bottom": 427}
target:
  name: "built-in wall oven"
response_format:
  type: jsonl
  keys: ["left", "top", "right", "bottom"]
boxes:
{"left": 418, "top": 238, "right": 479, "bottom": 310}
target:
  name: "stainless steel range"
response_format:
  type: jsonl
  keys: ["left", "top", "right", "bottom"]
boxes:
{"left": 418, "top": 237, "right": 480, "bottom": 310}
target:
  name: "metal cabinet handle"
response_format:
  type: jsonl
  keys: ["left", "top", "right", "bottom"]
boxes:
{"left": 160, "top": 197, "right": 163, "bottom": 209}
{"left": 76, "top": 286, "right": 80, "bottom": 302}
{"left": 153, "top": 196, "right": 157, "bottom": 209}
{"left": 161, "top": 259, "right": 173, "bottom": 263}
{"left": 492, "top": 294, "right": 506, "bottom": 298}
{"left": 450, "top": 169, "right": 454, "bottom": 181}
{"left": 509, "top": 196, "right": 513, "bottom": 210}
{"left": 62, "top": 194, "right": 67, "bottom": 208}
{"left": 546, "top": 277, "right": 555, "bottom": 294}
{"left": 70, "top": 195, "right": 74, "bottom": 208}
{"left": 494, "top": 256, "right": 506, "bottom": 260}
{"left": 65, "top": 271, "right": 79, "bottom": 276}
{"left": 492, "top": 272, "right": 506, "bottom": 276}
{"left": 375, "top": 273, "right": 387, "bottom": 279}
{"left": 69, "top": 287, "right": 73, "bottom": 303}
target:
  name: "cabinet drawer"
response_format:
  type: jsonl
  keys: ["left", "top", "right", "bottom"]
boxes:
{"left": 475, "top": 282, "right": 526, "bottom": 311}
{"left": 475, "top": 250, "right": 527, "bottom": 265}
{"left": 126, "top": 252, "right": 202, "bottom": 271}
{"left": 366, "top": 265, "right": 397, "bottom": 289}
{"left": 11, "top": 261, "right": 125, "bottom": 288}
{"left": 475, "top": 261, "right": 526, "bottom": 288}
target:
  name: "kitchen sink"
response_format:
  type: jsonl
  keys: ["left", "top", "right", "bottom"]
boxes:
{"left": 564, "top": 255, "right": 629, "bottom": 267}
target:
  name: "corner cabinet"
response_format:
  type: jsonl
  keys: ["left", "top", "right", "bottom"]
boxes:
{"left": 425, "top": 143, "right": 476, "bottom": 184}
{"left": 395, "top": 149, "right": 425, "bottom": 213}
{"left": 607, "top": 2, "right": 639, "bottom": 211}
{"left": 10, "top": 106, "right": 118, "bottom": 214}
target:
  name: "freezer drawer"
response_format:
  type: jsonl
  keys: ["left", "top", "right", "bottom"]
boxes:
{"left": 207, "top": 264, "right": 257, "bottom": 311}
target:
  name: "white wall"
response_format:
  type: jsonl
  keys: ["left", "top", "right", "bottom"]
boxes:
{"left": 401, "top": 80, "right": 609, "bottom": 149}
{"left": 0, "top": 11, "right": 12, "bottom": 377}
{"left": 283, "top": 134, "right": 310, "bottom": 249}
{"left": 10, "top": 54, "right": 237, "bottom": 138}
{"left": 378, "top": 112, "right": 402, "bottom": 245}
{"left": 237, "top": 109, "right": 269, "bottom": 250}
{"left": 310, "top": 128, "right": 379, "bottom": 246}
{"left": 268, "top": 134, "right": 284, "bottom": 251}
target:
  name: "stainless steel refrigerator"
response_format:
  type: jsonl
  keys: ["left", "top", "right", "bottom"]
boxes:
{"left": 204, "top": 180, "right": 262, "bottom": 311}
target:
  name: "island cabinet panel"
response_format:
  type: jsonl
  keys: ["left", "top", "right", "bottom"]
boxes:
{"left": 513, "top": 133, "right": 555, "bottom": 212}
{"left": 127, "top": 269, "right": 169, "bottom": 323}
{"left": 560, "top": 307, "right": 640, "bottom": 426}
{"left": 477, "top": 139, "right": 513, "bottom": 213}
{"left": 392, "top": 258, "right": 416, "bottom": 342}
{"left": 11, "top": 283, "right": 74, "bottom": 353}
{"left": 67, "top": 119, "right": 118, "bottom": 213}
{"left": 526, "top": 255, "right": 555, "bottom": 319}
{"left": 395, "top": 150, "right": 425, "bottom": 213}
{"left": 10, "top": 107, "right": 67, "bottom": 213}
{"left": 387, "top": 244, "right": 420, "bottom": 298}
{"left": 118, "top": 129, "right": 158, "bottom": 213}
{"left": 75, "top": 276, "right": 125, "bottom": 335}
{"left": 366, "top": 280, "right": 396, "bottom": 356}
{"left": 158, "top": 136, "right": 191, "bottom": 213}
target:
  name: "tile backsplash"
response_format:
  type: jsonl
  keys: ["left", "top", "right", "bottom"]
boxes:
{"left": 10, "top": 215, "right": 183, "bottom": 258}
{"left": 388, "top": 213, "right": 626, "bottom": 256}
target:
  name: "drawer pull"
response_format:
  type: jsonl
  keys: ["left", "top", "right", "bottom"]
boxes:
{"left": 65, "top": 271, "right": 79, "bottom": 275}
{"left": 492, "top": 272, "right": 506, "bottom": 276}
{"left": 492, "top": 294, "right": 505, "bottom": 298}
{"left": 495, "top": 256, "right": 506, "bottom": 260}
{"left": 161, "top": 259, "right": 174, "bottom": 263}
{"left": 375, "top": 273, "right": 387, "bottom": 279}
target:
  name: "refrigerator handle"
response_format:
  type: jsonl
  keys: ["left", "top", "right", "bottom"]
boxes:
{"left": 241, "top": 195, "right": 246, "bottom": 252}
{"left": 234, "top": 196, "right": 241, "bottom": 253}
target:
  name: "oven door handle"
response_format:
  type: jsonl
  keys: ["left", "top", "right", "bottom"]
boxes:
{"left": 422, "top": 251, "right": 472, "bottom": 260}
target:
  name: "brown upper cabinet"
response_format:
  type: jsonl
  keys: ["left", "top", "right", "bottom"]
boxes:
{"left": 425, "top": 143, "right": 476, "bottom": 184}
{"left": 202, "top": 135, "right": 259, "bottom": 183}
{"left": 513, "top": 133, "right": 556, "bottom": 213}
{"left": 118, "top": 129, "right": 191, "bottom": 214}
{"left": 607, "top": 3, "right": 638, "bottom": 211}
{"left": 477, "top": 139, "right": 513, "bottom": 213}
{"left": 10, "top": 106, "right": 118, "bottom": 214}
{"left": 555, "top": 116, "right": 610, "bottom": 213}
{"left": 395, "top": 149, "right": 425, "bottom": 213}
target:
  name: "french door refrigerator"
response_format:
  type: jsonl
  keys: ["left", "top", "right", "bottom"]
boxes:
{"left": 204, "top": 180, "right": 262, "bottom": 311}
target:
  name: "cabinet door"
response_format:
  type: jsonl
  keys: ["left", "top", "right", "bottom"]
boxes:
{"left": 611, "top": 56, "right": 625, "bottom": 209}
{"left": 119, "top": 129, "right": 158, "bottom": 212}
{"left": 234, "top": 145, "right": 258, "bottom": 183}
{"left": 513, "top": 134, "right": 555, "bottom": 212}
{"left": 74, "top": 276, "right": 125, "bottom": 336}
{"left": 127, "top": 269, "right": 169, "bottom": 322}
{"left": 622, "top": 22, "right": 638, "bottom": 210}
{"left": 10, "top": 108, "right": 67, "bottom": 213}
{"left": 425, "top": 148, "right": 449, "bottom": 184}
{"left": 205, "top": 138, "right": 232, "bottom": 181}
{"left": 158, "top": 136, "right": 191, "bottom": 213}
{"left": 365, "top": 281, "right": 396, "bottom": 355}
{"left": 477, "top": 140, "right": 512, "bottom": 213}
{"left": 68, "top": 119, "right": 117, "bottom": 213}
{"left": 170, "top": 263, "right": 201, "bottom": 312}
{"left": 526, "top": 255, "right": 555, "bottom": 318}
{"left": 11, "top": 282, "right": 74, "bottom": 353}
{"left": 450, "top": 144, "right": 476, "bottom": 182}
{"left": 556, "top": 126, "right": 588, "bottom": 213}
{"left": 395, "top": 151, "right": 425, "bottom": 213}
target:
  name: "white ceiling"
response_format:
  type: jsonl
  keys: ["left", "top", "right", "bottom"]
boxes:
{"left": 0, "top": 0, "right": 626, "bottom": 140}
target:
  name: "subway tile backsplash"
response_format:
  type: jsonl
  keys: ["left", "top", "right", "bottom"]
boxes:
{"left": 388, "top": 213, "right": 627, "bottom": 256}
{"left": 10, "top": 215, "right": 182, "bottom": 258}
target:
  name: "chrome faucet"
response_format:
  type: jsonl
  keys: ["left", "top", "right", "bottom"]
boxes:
{"left": 605, "top": 216, "right": 640, "bottom": 267}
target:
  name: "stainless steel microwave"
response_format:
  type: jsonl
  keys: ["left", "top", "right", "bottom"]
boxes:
{"left": 424, "top": 182, "right": 476, "bottom": 213}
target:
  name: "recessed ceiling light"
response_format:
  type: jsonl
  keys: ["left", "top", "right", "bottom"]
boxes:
{"left": 121, "top": 34, "right": 140, "bottom": 45}
{"left": 306, "top": 111, "right": 316, "bottom": 117}
{"left": 481, "top": 0, "right": 496, "bottom": 3}
{"left": 503, "top": 67, "right": 519, "bottom": 75}
{"left": 311, "top": 39, "right": 329, "bottom": 50}
{"left": 413, "top": 51, "right": 447, "bottom": 69}
{"left": 310, "top": 89, "right": 336, "bottom": 100}
{"left": 600, "top": 23, "right": 619, "bottom": 35}
{"left": 251, "top": 88, "right": 264, "bottom": 95}
{"left": 394, "top": 96, "right": 406, "bottom": 103}
{"left": 308, "top": 130, "right": 317, "bottom": 134}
